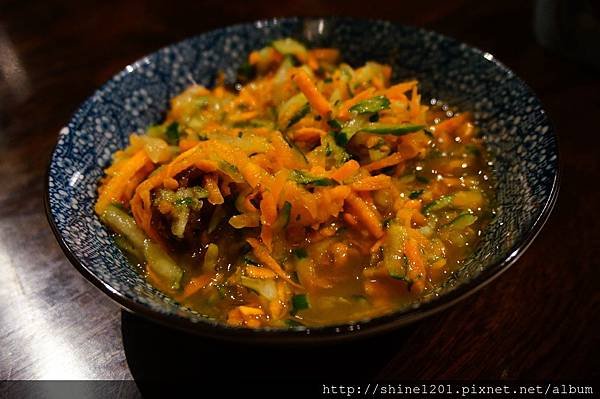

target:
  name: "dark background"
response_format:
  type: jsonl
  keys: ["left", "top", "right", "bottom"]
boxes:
{"left": 0, "top": 0, "right": 598, "bottom": 393}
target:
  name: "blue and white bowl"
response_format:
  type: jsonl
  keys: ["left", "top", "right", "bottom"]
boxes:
{"left": 46, "top": 17, "right": 559, "bottom": 342}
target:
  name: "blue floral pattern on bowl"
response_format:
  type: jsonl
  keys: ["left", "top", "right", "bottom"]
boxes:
{"left": 46, "top": 17, "right": 559, "bottom": 341}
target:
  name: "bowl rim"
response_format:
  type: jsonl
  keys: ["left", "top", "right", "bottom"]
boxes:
{"left": 45, "top": 16, "right": 560, "bottom": 344}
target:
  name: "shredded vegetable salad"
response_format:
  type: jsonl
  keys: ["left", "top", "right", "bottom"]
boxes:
{"left": 95, "top": 38, "right": 495, "bottom": 328}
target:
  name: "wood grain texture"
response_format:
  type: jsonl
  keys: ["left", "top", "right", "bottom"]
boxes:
{"left": 0, "top": 0, "right": 598, "bottom": 387}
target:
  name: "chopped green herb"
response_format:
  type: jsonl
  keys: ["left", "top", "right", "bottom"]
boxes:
{"left": 292, "top": 294, "right": 310, "bottom": 313}
{"left": 334, "top": 130, "right": 350, "bottom": 146}
{"left": 327, "top": 119, "right": 343, "bottom": 130}
{"left": 240, "top": 242, "right": 252, "bottom": 255}
{"left": 409, "top": 189, "right": 424, "bottom": 199}
{"left": 166, "top": 122, "right": 180, "bottom": 145}
{"left": 236, "top": 61, "right": 256, "bottom": 83}
{"left": 173, "top": 197, "right": 193, "bottom": 207}
{"left": 416, "top": 175, "right": 430, "bottom": 184}
{"left": 466, "top": 144, "right": 481, "bottom": 157}
{"left": 292, "top": 248, "right": 308, "bottom": 259}
{"left": 216, "top": 285, "right": 227, "bottom": 298}
{"left": 243, "top": 255, "right": 259, "bottom": 266}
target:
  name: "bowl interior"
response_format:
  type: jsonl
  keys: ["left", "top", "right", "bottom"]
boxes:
{"left": 47, "top": 17, "right": 558, "bottom": 340}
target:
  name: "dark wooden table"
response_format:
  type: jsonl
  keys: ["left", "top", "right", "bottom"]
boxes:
{"left": 1, "top": 0, "right": 598, "bottom": 393}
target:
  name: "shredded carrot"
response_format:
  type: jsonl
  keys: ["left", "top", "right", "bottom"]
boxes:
{"left": 229, "top": 213, "right": 260, "bottom": 228}
{"left": 343, "top": 212, "right": 358, "bottom": 226}
{"left": 345, "top": 193, "right": 384, "bottom": 238}
{"left": 292, "top": 127, "right": 327, "bottom": 141}
{"left": 228, "top": 111, "right": 259, "bottom": 122}
{"left": 370, "top": 236, "right": 386, "bottom": 253}
{"left": 330, "top": 160, "right": 360, "bottom": 182}
{"left": 260, "top": 224, "right": 273, "bottom": 251}
{"left": 204, "top": 174, "right": 224, "bottom": 205}
{"left": 351, "top": 174, "right": 392, "bottom": 191}
{"left": 95, "top": 39, "right": 493, "bottom": 329}
{"left": 386, "top": 80, "right": 418, "bottom": 99}
{"left": 291, "top": 69, "right": 332, "bottom": 117}
{"left": 245, "top": 265, "right": 277, "bottom": 279}
{"left": 248, "top": 51, "right": 261, "bottom": 65}
{"left": 309, "top": 48, "right": 340, "bottom": 63}
{"left": 260, "top": 191, "right": 277, "bottom": 226}
{"left": 179, "top": 274, "right": 212, "bottom": 300}
{"left": 363, "top": 152, "right": 404, "bottom": 172}
{"left": 270, "top": 170, "right": 288, "bottom": 204}
{"left": 95, "top": 150, "right": 152, "bottom": 215}
{"left": 179, "top": 138, "right": 200, "bottom": 151}
{"left": 434, "top": 112, "right": 471, "bottom": 135}
{"left": 130, "top": 168, "right": 165, "bottom": 243}
{"left": 306, "top": 53, "right": 319, "bottom": 71}
{"left": 246, "top": 238, "right": 303, "bottom": 289}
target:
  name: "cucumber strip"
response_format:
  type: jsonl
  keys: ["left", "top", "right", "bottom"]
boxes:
{"left": 285, "top": 319, "right": 305, "bottom": 327}
{"left": 383, "top": 222, "right": 409, "bottom": 279}
{"left": 240, "top": 276, "right": 278, "bottom": 301}
{"left": 423, "top": 194, "right": 454, "bottom": 214}
{"left": 337, "top": 121, "right": 424, "bottom": 146}
{"left": 361, "top": 123, "right": 425, "bottom": 135}
{"left": 113, "top": 235, "right": 143, "bottom": 261}
{"left": 203, "top": 243, "right": 219, "bottom": 272}
{"left": 207, "top": 206, "right": 226, "bottom": 234}
{"left": 279, "top": 132, "right": 309, "bottom": 165}
{"left": 100, "top": 205, "right": 146, "bottom": 249}
{"left": 286, "top": 102, "right": 310, "bottom": 128}
{"left": 271, "top": 38, "right": 307, "bottom": 57}
{"left": 272, "top": 201, "right": 292, "bottom": 230}
{"left": 101, "top": 205, "right": 183, "bottom": 290}
{"left": 447, "top": 213, "right": 478, "bottom": 230}
{"left": 290, "top": 169, "right": 336, "bottom": 187}
{"left": 218, "top": 160, "right": 244, "bottom": 183}
{"left": 423, "top": 191, "right": 484, "bottom": 214}
{"left": 143, "top": 241, "right": 183, "bottom": 290}
{"left": 349, "top": 95, "right": 390, "bottom": 114}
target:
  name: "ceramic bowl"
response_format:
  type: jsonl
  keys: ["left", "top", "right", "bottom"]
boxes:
{"left": 46, "top": 17, "right": 559, "bottom": 343}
